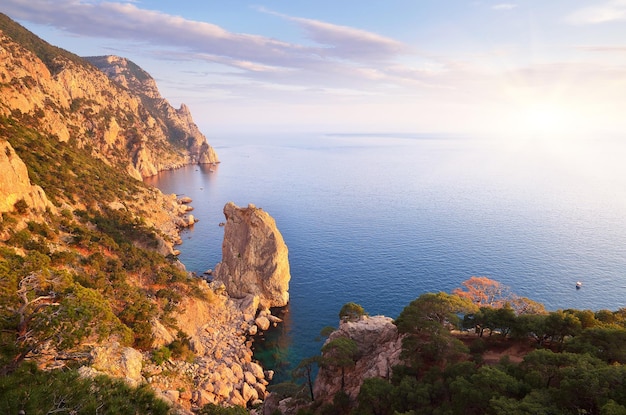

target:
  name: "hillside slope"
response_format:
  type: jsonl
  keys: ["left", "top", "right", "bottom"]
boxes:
{"left": 0, "top": 13, "right": 270, "bottom": 415}
{"left": 0, "top": 13, "right": 218, "bottom": 180}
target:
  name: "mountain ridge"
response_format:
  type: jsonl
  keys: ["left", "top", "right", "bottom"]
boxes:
{"left": 0, "top": 12, "right": 218, "bottom": 180}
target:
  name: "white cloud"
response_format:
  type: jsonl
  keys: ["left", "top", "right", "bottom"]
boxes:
{"left": 3, "top": 0, "right": 418, "bottom": 88}
{"left": 257, "top": 8, "right": 408, "bottom": 61}
{"left": 492, "top": 4, "right": 518, "bottom": 11}
{"left": 565, "top": 0, "right": 626, "bottom": 24}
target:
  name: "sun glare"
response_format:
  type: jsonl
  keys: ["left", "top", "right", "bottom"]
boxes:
{"left": 518, "top": 103, "right": 570, "bottom": 136}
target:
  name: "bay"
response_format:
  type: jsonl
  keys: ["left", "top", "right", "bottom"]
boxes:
{"left": 145, "top": 133, "right": 626, "bottom": 380}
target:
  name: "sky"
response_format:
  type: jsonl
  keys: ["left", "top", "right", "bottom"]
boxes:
{"left": 2, "top": 0, "right": 626, "bottom": 136}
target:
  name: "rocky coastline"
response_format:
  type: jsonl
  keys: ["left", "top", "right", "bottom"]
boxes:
{"left": 87, "top": 200, "right": 292, "bottom": 413}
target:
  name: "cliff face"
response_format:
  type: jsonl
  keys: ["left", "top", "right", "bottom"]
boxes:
{"left": 313, "top": 316, "right": 404, "bottom": 402}
{"left": 214, "top": 202, "right": 291, "bottom": 309}
{"left": 85, "top": 55, "right": 219, "bottom": 167}
{"left": 0, "top": 17, "right": 218, "bottom": 180}
{"left": 0, "top": 139, "right": 54, "bottom": 216}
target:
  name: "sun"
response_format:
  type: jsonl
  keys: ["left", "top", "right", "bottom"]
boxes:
{"left": 520, "top": 103, "right": 570, "bottom": 136}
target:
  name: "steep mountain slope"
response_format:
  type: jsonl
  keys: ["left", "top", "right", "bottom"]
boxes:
{"left": 0, "top": 13, "right": 218, "bottom": 180}
{"left": 0, "top": 13, "right": 268, "bottom": 414}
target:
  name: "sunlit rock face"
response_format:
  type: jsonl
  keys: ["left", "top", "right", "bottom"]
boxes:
{"left": 0, "top": 139, "right": 54, "bottom": 215}
{"left": 0, "top": 28, "right": 218, "bottom": 179}
{"left": 214, "top": 202, "right": 291, "bottom": 309}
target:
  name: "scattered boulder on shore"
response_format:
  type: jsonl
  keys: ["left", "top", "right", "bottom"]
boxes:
{"left": 214, "top": 202, "right": 291, "bottom": 310}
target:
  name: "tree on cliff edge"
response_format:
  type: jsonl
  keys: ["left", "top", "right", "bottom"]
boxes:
{"left": 320, "top": 337, "right": 359, "bottom": 392}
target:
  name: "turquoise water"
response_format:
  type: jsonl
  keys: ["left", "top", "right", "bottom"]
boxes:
{"left": 145, "top": 133, "right": 626, "bottom": 380}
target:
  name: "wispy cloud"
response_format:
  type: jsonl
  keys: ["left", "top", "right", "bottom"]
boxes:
{"left": 3, "top": 0, "right": 309, "bottom": 67}
{"left": 256, "top": 7, "right": 408, "bottom": 61}
{"left": 2, "top": 0, "right": 421, "bottom": 88}
{"left": 565, "top": 0, "right": 626, "bottom": 24}
{"left": 492, "top": 4, "right": 518, "bottom": 11}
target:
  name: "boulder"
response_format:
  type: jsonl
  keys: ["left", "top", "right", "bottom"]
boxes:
{"left": 244, "top": 371, "right": 257, "bottom": 385}
{"left": 214, "top": 202, "right": 290, "bottom": 309}
{"left": 247, "top": 362, "right": 265, "bottom": 381}
{"left": 243, "top": 382, "right": 259, "bottom": 403}
{"left": 255, "top": 316, "right": 271, "bottom": 331}
{"left": 89, "top": 342, "right": 144, "bottom": 387}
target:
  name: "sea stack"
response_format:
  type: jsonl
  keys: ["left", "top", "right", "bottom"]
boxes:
{"left": 214, "top": 202, "right": 290, "bottom": 309}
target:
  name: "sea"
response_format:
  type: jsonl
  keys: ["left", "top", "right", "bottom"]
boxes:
{"left": 144, "top": 132, "right": 626, "bottom": 381}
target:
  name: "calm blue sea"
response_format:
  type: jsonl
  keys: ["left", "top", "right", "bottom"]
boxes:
{"left": 145, "top": 133, "right": 626, "bottom": 380}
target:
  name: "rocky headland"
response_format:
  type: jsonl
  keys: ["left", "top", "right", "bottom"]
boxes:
{"left": 0, "top": 15, "right": 218, "bottom": 181}
{"left": 313, "top": 315, "right": 403, "bottom": 401}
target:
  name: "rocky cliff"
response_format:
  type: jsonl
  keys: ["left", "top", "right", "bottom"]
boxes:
{"left": 0, "top": 139, "right": 54, "bottom": 217}
{"left": 313, "top": 316, "right": 404, "bottom": 402}
{"left": 0, "top": 14, "right": 265, "bottom": 413}
{"left": 214, "top": 202, "right": 291, "bottom": 310}
{"left": 0, "top": 14, "right": 218, "bottom": 180}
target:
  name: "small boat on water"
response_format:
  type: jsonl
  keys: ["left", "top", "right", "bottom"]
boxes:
{"left": 576, "top": 281, "right": 583, "bottom": 289}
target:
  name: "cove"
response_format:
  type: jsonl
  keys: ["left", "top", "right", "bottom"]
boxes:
{"left": 145, "top": 132, "right": 626, "bottom": 380}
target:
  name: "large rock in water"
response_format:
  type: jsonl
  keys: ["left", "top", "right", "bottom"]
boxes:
{"left": 214, "top": 202, "right": 290, "bottom": 309}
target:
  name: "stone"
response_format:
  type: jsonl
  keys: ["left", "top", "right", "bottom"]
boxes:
{"left": 254, "top": 382, "right": 267, "bottom": 399}
{"left": 196, "top": 390, "right": 216, "bottom": 407}
{"left": 243, "top": 382, "right": 259, "bottom": 403}
{"left": 163, "top": 390, "right": 180, "bottom": 403}
{"left": 214, "top": 202, "right": 291, "bottom": 309}
{"left": 248, "top": 325, "right": 258, "bottom": 336}
{"left": 244, "top": 371, "right": 257, "bottom": 385}
{"left": 230, "top": 389, "right": 246, "bottom": 407}
{"left": 255, "top": 316, "right": 271, "bottom": 331}
{"left": 247, "top": 362, "right": 265, "bottom": 381}
{"left": 236, "top": 294, "right": 261, "bottom": 322}
{"left": 231, "top": 363, "right": 244, "bottom": 382}
{"left": 89, "top": 342, "right": 143, "bottom": 387}
{"left": 214, "top": 382, "right": 232, "bottom": 398}
{"left": 0, "top": 139, "right": 55, "bottom": 215}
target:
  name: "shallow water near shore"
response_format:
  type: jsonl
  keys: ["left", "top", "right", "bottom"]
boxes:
{"left": 145, "top": 132, "right": 626, "bottom": 381}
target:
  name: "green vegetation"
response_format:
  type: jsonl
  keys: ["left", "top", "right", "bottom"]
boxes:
{"left": 339, "top": 302, "right": 367, "bottom": 322}
{"left": 281, "top": 278, "right": 626, "bottom": 415}
{"left": 0, "top": 110, "right": 202, "bottom": 411}
{"left": 0, "top": 362, "right": 172, "bottom": 415}
{"left": 0, "top": 116, "right": 142, "bottom": 205}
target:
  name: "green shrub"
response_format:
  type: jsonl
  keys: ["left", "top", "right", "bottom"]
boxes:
{"left": 152, "top": 346, "right": 172, "bottom": 365}
{"left": 339, "top": 302, "right": 366, "bottom": 322}
{"left": 0, "top": 362, "right": 173, "bottom": 414}
{"left": 13, "top": 198, "right": 28, "bottom": 214}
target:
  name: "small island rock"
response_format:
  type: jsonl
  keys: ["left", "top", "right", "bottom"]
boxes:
{"left": 214, "top": 202, "right": 291, "bottom": 309}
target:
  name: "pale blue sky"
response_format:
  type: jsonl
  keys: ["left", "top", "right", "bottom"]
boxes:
{"left": 2, "top": 0, "right": 625, "bottom": 135}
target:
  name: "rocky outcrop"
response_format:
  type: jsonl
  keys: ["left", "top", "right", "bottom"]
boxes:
{"left": 85, "top": 56, "right": 219, "bottom": 167}
{"left": 214, "top": 202, "right": 291, "bottom": 309}
{"left": 0, "top": 139, "right": 55, "bottom": 216}
{"left": 313, "top": 316, "right": 404, "bottom": 402}
{"left": 0, "top": 18, "right": 218, "bottom": 180}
